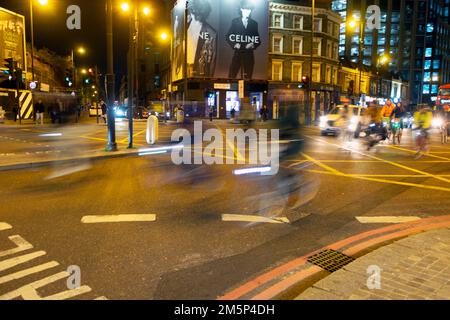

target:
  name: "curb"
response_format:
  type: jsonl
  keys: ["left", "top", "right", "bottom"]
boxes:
{"left": 218, "top": 214, "right": 450, "bottom": 300}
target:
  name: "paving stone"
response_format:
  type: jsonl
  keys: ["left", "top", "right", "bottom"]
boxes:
{"left": 295, "top": 229, "right": 450, "bottom": 300}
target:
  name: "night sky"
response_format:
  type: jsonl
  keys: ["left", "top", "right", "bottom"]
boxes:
{"left": 0, "top": 0, "right": 158, "bottom": 85}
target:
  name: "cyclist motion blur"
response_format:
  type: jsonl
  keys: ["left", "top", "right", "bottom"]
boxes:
{"left": 438, "top": 106, "right": 450, "bottom": 144}
{"left": 413, "top": 106, "right": 433, "bottom": 159}
{"left": 380, "top": 99, "right": 396, "bottom": 138}
{"left": 390, "top": 102, "right": 406, "bottom": 144}
{"left": 363, "top": 102, "right": 388, "bottom": 150}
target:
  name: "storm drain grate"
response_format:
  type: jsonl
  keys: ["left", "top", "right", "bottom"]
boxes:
{"left": 307, "top": 249, "right": 355, "bottom": 272}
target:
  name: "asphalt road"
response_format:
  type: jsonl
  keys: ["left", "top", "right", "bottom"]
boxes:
{"left": 0, "top": 121, "right": 449, "bottom": 300}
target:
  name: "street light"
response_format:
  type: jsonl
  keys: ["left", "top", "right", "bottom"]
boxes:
{"left": 29, "top": 0, "right": 49, "bottom": 82}
{"left": 121, "top": 2, "right": 151, "bottom": 149}
{"left": 143, "top": 7, "right": 151, "bottom": 15}
{"left": 121, "top": 3, "right": 130, "bottom": 12}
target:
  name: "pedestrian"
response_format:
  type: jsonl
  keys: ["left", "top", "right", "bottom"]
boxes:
{"left": 12, "top": 105, "right": 18, "bottom": 122}
{"left": 100, "top": 100, "right": 107, "bottom": 124}
{"left": 209, "top": 106, "right": 213, "bottom": 121}
{"left": 35, "top": 99, "right": 45, "bottom": 125}
{"left": 262, "top": 105, "right": 268, "bottom": 122}
{"left": 230, "top": 107, "right": 236, "bottom": 119}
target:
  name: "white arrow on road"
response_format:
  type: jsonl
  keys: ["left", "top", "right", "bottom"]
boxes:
{"left": 356, "top": 216, "right": 422, "bottom": 224}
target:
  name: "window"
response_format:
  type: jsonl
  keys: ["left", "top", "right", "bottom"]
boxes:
{"left": 423, "top": 84, "right": 430, "bottom": 94}
{"left": 426, "top": 23, "right": 434, "bottom": 33}
{"left": 425, "top": 48, "right": 433, "bottom": 57}
{"left": 272, "top": 61, "right": 283, "bottom": 81}
{"left": 333, "top": 43, "right": 338, "bottom": 60}
{"left": 273, "top": 13, "right": 283, "bottom": 28}
{"left": 433, "top": 60, "right": 440, "bottom": 69}
{"left": 432, "top": 72, "right": 439, "bottom": 82}
{"left": 432, "top": 84, "right": 439, "bottom": 94}
{"left": 292, "top": 37, "right": 303, "bottom": 55}
{"left": 327, "top": 41, "right": 332, "bottom": 58}
{"left": 314, "top": 18, "right": 322, "bottom": 32}
{"left": 424, "top": 72, "right": 431, "bottom": 82}
{"left": 312, "top": 63, "right": 321, "bottom": 82}
{"left": 424, "top": 60, "right": 431, "bottom": 70}
{"left": 272, "top": 35, "right": 283, "bottom": 53}
{"left": 293, "top": 15, "right": 303, "bottom": 30}
{"left": 326, "top": 65, "right": 332, "bottom": 83}
{"left": 313, "top": 38, "right": 322, "bottom": 56}
{"left": 327, "top": 21, "right": 333, "bottom": 35}
{"left": 291, "top": 62, "right": 302, "bottom": 82}
{"left": 334, "top": 24, "right": 339, "bottom": 37}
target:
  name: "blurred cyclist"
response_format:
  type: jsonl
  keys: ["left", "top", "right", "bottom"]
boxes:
{"left": 390, "top": 102, "right": 405, "bottom": 144}
{"left": 413, "top": 106, "right": 433, "bottom": 158}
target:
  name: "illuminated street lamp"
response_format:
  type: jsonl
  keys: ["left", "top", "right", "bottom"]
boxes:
{"left": 120, "top": 3, "right": 130, "bottom": 12}
{"left": 120, "top": 2, "right": 151, "bottom": 149}
{"left": 30, "top": 0, "right": 49, "bottom": 82}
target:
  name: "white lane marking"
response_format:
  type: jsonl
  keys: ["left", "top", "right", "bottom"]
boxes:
{"left": 0, "top": 235, "right": 33, "bottom": 258}
{"left": 356, "top": 216, "right": 422, "bottom": 224}
{"left": 81, "top": 214, "right": 157, "bottom": 224}
{"left": 222, "top": 214, "right": 290, "bottom": 224}
{"left": 0, "top": 261, "right": 59, "bottom": 285}
{"left": 41, "top": 285, "right": 92, "bottom": 300}
{"left": 0, "top": 251, "right": 46, "bottom": 272}
{"left": 0, "top": 222, "right": 12, "bottom": 231}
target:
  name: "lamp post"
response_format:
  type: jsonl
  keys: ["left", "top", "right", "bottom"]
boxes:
{"left": 106, "top": 0, "right": 117, "bottom": 151}
{"left": 160, "top": 32, "right": 171, "bottom": 123}
{"left": 121, "top": 2, "right": 150, "bottom": 149}
{"left": 309, "top": 0, "right": 315, "bottom": 125}
{"left": 29, "top": 0, "right": 48, "bottom": 82}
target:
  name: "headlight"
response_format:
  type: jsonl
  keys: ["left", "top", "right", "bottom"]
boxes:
{"left": 351, "top": 116, "right": 358, "bottom": 124}
{"left": 432, "top": 118, "right": 443, "bottom": 127}
{"left": 320, "top": 117, "right": 327, "bottom": 128}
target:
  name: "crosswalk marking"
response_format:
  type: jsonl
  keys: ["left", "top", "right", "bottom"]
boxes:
{"left": 0, "top": 235, "right": 33, "bottom": 258}
{"left": 0, "top": 222, "right": 12, "bottom": 231}
{"left": 0, "top": 261, "right": 59, "bottom": 285}
{"left": 356, "top": 216, "right": 422, "bottom": 224}
{"left": 0, "top": 251, "right": 46, "bottom": 272}
{"left": 222, "top": 214, "right": 290, "bottom": 224}
{"left": 81, "top": 214, "right": 157, "bottom": 224}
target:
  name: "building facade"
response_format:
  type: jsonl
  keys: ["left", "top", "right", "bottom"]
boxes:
{"left": 332, "top": 0, "right": 450, "bottom": 107}
{"left": 269, "top": 0, "right": 341, "bottom": 122}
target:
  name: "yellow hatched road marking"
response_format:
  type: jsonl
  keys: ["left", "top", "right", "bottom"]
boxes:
{"left": 305, "top": 135, "right": 450, "bottom": 184}
{"left": 300, "top": 155, "right": 450, "bottom": 193}
{"left": 385, "top": 145, "right": 450, "bottom": 160}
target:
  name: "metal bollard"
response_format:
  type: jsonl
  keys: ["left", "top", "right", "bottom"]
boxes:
{"left": 146, "top": 114, "right": 159, "bottom": 145}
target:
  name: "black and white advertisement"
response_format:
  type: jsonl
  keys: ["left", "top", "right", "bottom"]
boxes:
{"left": 172, "top": 0, "right": 269, "bottom": 81}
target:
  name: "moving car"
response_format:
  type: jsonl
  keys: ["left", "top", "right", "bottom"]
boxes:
{"left": 320, "top": 105, "right": 365, "bottom": 138}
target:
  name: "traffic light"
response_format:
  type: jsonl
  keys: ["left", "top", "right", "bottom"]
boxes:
{"left": 4, "top": 58, "right": 14, "bottom": 75}
{"left": 298, "top": 75, "right": 310, "bottom": 89}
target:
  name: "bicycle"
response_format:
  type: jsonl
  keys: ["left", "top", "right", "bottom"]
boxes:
{"left": 414, "top": 128, "right": 429, "bottom": 159}
{"left": 390, "top": 118, "right": 402, "bottom": 145}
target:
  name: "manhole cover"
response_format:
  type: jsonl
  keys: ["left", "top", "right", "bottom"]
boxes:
{"left": 307, "top": 249, "right": 355, "bottom": 272}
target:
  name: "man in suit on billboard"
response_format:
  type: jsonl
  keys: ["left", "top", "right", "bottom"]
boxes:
{"left": 226, "top": 0, "right": 261, "bottom": 80}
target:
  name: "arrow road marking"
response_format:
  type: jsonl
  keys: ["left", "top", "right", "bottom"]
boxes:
{"left": 356, "top": 216, "right": 422, "bottom": 224}
{"left": 222, "top": 214, "right": 290, "bottom": 224}
{"left": 81, "top": 214, "right": 157, "bottom": 224}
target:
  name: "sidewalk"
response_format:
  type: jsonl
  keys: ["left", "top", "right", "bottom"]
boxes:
{"left": 296, "top": 228, "right": 450, "bottom": 300}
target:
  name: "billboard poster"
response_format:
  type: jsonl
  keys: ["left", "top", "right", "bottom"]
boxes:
{"left": 0, "top": 7, "right": 26, "bottom": 71}
{"left": 172, "top": 0, "right": 268, "bottom": 81}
